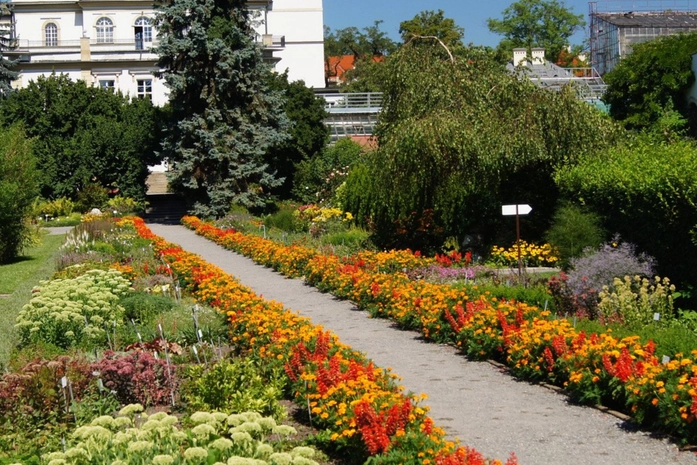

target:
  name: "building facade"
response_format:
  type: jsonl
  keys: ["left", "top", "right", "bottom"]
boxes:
{"left": 4, "top": 0, "right": 324, "bottom": 104}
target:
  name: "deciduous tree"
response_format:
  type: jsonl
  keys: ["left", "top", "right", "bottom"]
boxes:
{"left": 342, "top": 41, "right": 618, "bottom": 252}
{"left": 487, "top": 0, "right": 585, "bottom": 62}
{"left": 603, "top": 32, "right": 697, "bottom": 132}
{"left": 154, "top": 0, "right": 289, "bottom": 217}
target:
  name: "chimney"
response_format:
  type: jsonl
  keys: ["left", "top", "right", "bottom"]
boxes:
{"left": 531, "top": 48, "right": 545, "bottom": 64}
{"left": 513, "top": 48, "right": 527, "bottom": 67}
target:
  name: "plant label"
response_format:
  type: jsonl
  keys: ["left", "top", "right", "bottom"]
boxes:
{"left": 662, "top": 355, "right": 670, "bottom": 364}
{"left": 654, "top": 313, "right": 660, "bottom": 321}
{"left": 61, "top": 376, "right": 68, "bottom": 388}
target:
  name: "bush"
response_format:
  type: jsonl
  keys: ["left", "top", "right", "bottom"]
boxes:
{"left": 119, "top": 292, "right": 175, "bottom": 324}
{"left": 597, "top": 275, "right": 676, "bottom": 325}
{"left": 75, "top": 183, "right": 109, "bottom": 213}
{"left": 263, "top": 203, "right": 302, "bottom": 232}
{"left": 545, "top": 203, "right": 605, "bottom": 268}
{"left": 0, "top": 125, "right": 39, "bottom": 263}
{"left": 553, "top": 236, "right": 656, "bottom": 319}
{"left": 32, "top": 197, "right": 76, "bottom": 218}
{"left": 181, "top": 358, "right": 286, "bottom": 420}
{"left": 105, "top": 196, "right": 144, "bottom": 215}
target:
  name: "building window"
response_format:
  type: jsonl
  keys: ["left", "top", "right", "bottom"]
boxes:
{"left": 44, "top": 23, "right": 58, "bottom": 47}
{"left": 134, "top": 16, "right": 152, "bottom": 50}
{"left": 137, "top": 79, "right": 152, "bottom": 100}
{"left": 96, "top": 17, "right": 114, "bottom": 43}
{"left": 99, "top": 80, "right": 115, "bottom": 91}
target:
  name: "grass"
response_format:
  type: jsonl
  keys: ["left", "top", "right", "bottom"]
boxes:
{"left": 0, "top": 233, "right": 65, "bottom": 366}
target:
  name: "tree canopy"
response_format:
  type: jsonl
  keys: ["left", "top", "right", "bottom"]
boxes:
{"left": 487, "top": 0, "right": 585, "bottom": 62}
{"left": 603, "top": 32, "right": 697, "bottom": 132}
{"left": 341, "top": 41, "right": 618, "bottom": 252}
{"left": 399, "top": 10, "right": 465, "bottom": 48}
{"left": 0, "top": 74, "right": 159, "bottom": 202}
{"left": 154, "top": 0, "right": 290, "bottom": 218}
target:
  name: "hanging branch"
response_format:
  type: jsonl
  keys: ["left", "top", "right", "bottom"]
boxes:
{"left": 404, "top": 34, "right": 455, "bottom": 64}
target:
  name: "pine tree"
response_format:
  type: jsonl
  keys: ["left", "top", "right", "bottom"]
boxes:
{"left": 0, "top": 3, "right": 18, "bottom": 97}
{"left": 154, "top": 0, "right": 290, "bottom": 217}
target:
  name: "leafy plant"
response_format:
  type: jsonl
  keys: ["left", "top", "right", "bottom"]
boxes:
{"left": 15, "top": 269, "right": 132, "bottom": 349}
{"left": 597, "top": 275, "right": 676, "bottom": 326}
{"left": 544, "top": 203, "right": 605, "bottom": 268}
{"left": 92, "top": 350, "right": 177, "bottom": 407}
{"left": 181, "top": 358, "right": 286, "bottom": 420}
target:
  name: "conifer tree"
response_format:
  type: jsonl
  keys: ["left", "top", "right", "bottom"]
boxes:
{"left": 154, "top": 0, "right": 290, "bottom": 217}
{"left": 0, "top": 3, "right": 18, "bottom": 97}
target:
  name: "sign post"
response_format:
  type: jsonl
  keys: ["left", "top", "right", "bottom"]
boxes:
{"left": 501, "top": 204, "right": 532, "bottom": 278}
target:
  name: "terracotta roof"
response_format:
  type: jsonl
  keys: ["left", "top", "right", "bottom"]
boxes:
{"left": 325, "top": 55, "right": 385, "bottom": 83}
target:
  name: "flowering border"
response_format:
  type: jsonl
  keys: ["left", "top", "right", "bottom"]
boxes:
{"left": 122, "top": 217, "right": 515, "bottom": 465}
{"left": 180, "top": 215, "right": 697, "bottom": 446}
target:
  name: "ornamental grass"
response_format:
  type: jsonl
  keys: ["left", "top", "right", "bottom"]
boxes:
{"left": 179, "top": 215, "right": 697, "bottom": 445}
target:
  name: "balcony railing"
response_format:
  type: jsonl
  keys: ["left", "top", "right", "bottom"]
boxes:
{"left": 318, "top": 92, "right": 383, "bottom": 113}
{"left": 13, "top": 38, "right": 157, "bottom": 49}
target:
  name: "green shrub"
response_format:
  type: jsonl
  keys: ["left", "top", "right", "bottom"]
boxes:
{"left": 181, "top": 358, "right": 286, "bottom": 420}
{"left": 545, "top": 203, "right": 605, "bottom": 268}
{"left": 32, "top": 197, "right": 76, "bottom": 218}
{"left": 0, "top": 125, "right": 39, "bottom": 263}
{"left": 75, "top": 183, "right": 109, "bottom": 213}
{"left": 264, "top": 204, "right": 302, "bottom": 232}
{"left": 119, "top": 293, "right": 175, "bottom": 324}
{"left": 106, "top": 196, "right": 144, "bottom": 215}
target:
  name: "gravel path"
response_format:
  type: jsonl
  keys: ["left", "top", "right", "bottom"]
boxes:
{"left": 148, "top": 223, "right": 697, "bottom": 465}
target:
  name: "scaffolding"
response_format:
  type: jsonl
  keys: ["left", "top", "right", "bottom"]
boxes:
{"left": 590, "top": 0, "right": 697, "bottom": 74}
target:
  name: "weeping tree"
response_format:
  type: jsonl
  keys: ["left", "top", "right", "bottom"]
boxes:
{"left": 342, "top": 40, "right": 619, "bottom": 252}
{"left": 154, "top": 0, "right": 290, "bottom": 218}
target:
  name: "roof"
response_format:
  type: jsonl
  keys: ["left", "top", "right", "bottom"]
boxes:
{"left": 593, "top": 11, "right": 697, "bottom": 28}
{"left": 325, "top": 55, "right": 385, "bottom": 83}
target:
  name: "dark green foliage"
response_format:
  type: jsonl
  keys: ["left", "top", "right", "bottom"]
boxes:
{"left": 0, "top": 3, "right": 18, "bottom": 98}
{"left": 603, "top": 33, "right": 697, "bottom": 131}
{"left": 487, "top": 0, "right": 585, "bottom": 62}
{"left": 545, "top": 203, "right": 606, "bottom": 268}
{"left": 342, "top": 42, "right": 618, "bottom": 252}
{"left": 0, "top": 74, "right": 159, "bottom": 202}
{"left": 264, "top": 72, "right": 328, "bottom": 198}
{"left": 155, "top": 0, "right": 290, "bottom": 218}
{"left": 75, "top": 183, "right": 109, "bottom": 213}
{"left": 555, "top": 135, "right": 697, "bottom": 293}
{"left": 0, "top": 125, "right": 38, "bottom": 263}
{"left": 293, "top": 138, "right": 365, "bottom": 204}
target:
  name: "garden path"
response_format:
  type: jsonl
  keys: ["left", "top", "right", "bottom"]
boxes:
{"left": 148, "top": 223, "right": 697, "bottom": 465}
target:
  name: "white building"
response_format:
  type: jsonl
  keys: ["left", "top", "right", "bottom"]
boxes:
{"left": 4, "top": 0, "right": 324, "bottom": 105}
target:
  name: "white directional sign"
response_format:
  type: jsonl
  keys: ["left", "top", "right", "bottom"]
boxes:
{"left": 501, "top": 204, "right": 532, "bottom": 216}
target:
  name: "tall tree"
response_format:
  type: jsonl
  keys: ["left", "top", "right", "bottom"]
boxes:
{"left": 0, "top": 3, "right": 18, "bottom": 97}
{"left": 487, "top": 0, "right": 585, "bottom": 62}
{"left": 603, "top": 32, "right": 697, "bottom": 132}
{"left": 0, "top": 74, "right": 159, "bottom": 202}
{"left": 154, "top": 0, "right": 290, "bottom": 218}
{"left": 342, "top": 42, "right": 618, "bottom": 252}
{"left": 399, "top": 10, "right": 464, "bottom": 48}
{"left": 264, "top": 71, "right": 328, "bottom": 198}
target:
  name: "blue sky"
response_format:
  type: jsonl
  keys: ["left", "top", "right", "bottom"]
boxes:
{"left": 323, "top": 0, "right": 592, "bottom": 49}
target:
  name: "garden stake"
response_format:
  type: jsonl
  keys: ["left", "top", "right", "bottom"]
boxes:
{"left": 192, "top": 344, "right": 201, "bottom": 364}
{"left": 305, "top": 379, "right": 312, "bottom": 426}
{"left": 158, "top": 323, "right": 176, "bottom": 407}
{"left": 60, "top": 376, "right": 69, "bottom": 413}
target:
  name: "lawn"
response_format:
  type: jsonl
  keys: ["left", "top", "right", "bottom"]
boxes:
{"left": 0, "top": 232, "right": 65, "bottom": 366}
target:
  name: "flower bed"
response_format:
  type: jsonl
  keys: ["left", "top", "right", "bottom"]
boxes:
{"left": 180, "top": 215, "right": 697, "bottom": 445}
{"left": 123, "top": 217, "right": 515, "bottom": 465}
